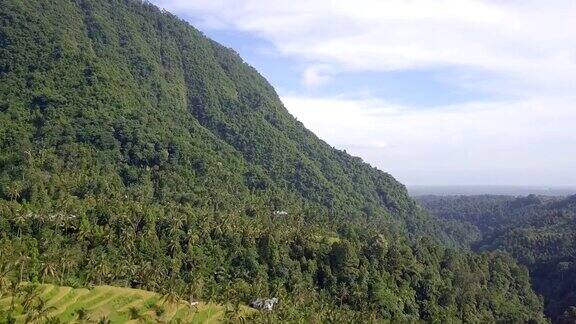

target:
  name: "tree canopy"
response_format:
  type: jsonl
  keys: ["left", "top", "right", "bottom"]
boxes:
{"left": 0, "top": 0, "right": 547, "bottom": 321}
{"left": 419, "top": 194, "right": 576, "bottom": 322}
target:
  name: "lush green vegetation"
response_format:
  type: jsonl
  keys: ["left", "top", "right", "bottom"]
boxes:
{"left": 0, "top": 198, "right": 546, "bottom": 322}
{"left": 0, "top": 0, "right": 428, "bottom": 238}
{"left": 419, "top": 194, "right": 576, "bottom": 322}
{"left": 0, "top": 282, "right": 248, "bottom": 323}
{"left": 0, "top": 0, "right": 547, "bottom": 322}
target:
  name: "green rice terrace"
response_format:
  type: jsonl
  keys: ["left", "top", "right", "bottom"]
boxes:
{"left": 0, "top": 283, "right": 253, "bottom": 323}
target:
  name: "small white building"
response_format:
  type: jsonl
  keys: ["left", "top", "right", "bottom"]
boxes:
{"left": 250, "top": 298, "right": 279, "bottom": 311}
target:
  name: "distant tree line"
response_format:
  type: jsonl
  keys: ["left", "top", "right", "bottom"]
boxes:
{"left": 419, "top": 194, "right": 576, "bottom": 322}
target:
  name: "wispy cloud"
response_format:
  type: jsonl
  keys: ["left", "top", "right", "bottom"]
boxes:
{"left": 282, "top": 95, "right": 576, "bottom": 185}
{"left": 154, "top": 0, "right": 576, "bottom": 94}
{"left": 302, "top": 65, "right": 333, "bottom": 88}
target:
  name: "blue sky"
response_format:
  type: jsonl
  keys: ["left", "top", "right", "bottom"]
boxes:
{"left": 152, "top": 0, "right": 576, "bottom": 186}
{"left": 194, "top": 26, "right": 494, "bottom": 107}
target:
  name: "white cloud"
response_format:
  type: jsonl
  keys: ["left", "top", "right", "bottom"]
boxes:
{"left": 302, "top": 65, "right": 332, "bottom": 88}
{"left": 282, "top": 95, "right": 576, "bottom": 185}
{"left": 153, "top": 0, "right": 576, "bottom": 94}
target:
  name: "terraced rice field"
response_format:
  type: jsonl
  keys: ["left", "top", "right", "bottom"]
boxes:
{"left": 0, "top": 283, "right": 251, "bottom": 323}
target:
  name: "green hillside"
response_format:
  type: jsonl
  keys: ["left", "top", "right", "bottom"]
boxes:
{"left": 0, "top": 0, "right": 423, "bottom": 236}
{"left": 0, "top": 0, "right": 546, "bottom": 322}
{"left": 418, "top": 194, "right": 576, "bottom": 322}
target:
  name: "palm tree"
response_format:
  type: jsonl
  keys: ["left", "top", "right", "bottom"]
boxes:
{"left": 74, "top": 308, "right": 90, "bottom": 323}
{"left": 59, "top": 194, "right": 75, "bottom": 214}
{"left": 24, "top": 297, "right": 56, "bottom": 323}
{"left": 20, "top": 284, "right": 41, "bottom": 310}
{"left": 44, "top": 316, "right": 62, "bottom": 324}
{"left": 123, "top": 231, "right": 137, "bottom": 254}
{"left": 187, "top": 280, "right": 203, "bottom": 310}
{"left": 76, "top": 221, "right": 91, "bottom": 242}
{"left": 0, "top": 264, "right": 13, "bottom": 297}
{"left": 40, "top": 259, "right": 58, "bottom": 283}
{"left": 87, "top": 254, "right": 111, "bottom": 285}
{"left": 57, "top": 249, "right": 78, "bottom": 285}
{"left": 167, "top": 235, "right": 181, "bottom": 257}
{"left": 100, "top": 228, "right": 114, "bottom": 245}
{"left": 224, "top": 302, "right": 246, "bottom": 323}
{"left": 16, "top": 253, "right": 30, "bottom": 282}
{"left": 152, "top": 304, "right": 166, "bottom": 318}
{"left": 161, "top": 288, "right": 181, "bottom": 306}
{"left": 97, "top": 316, "right": 111, "bottom": 324}
{"left": 6, "top": 181, "right": 23, "bottom": 202}
{"left": 13, "top": 213, "right": 27, "bottom": 238}
{"left": 9, "top": 280, "right": 19, "bottom": 312}
{"left": 127, "top": 306, "right": 147, "bottom": 323}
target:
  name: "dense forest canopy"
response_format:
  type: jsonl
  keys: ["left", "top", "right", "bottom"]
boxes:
{"left": 418, "top": 194, "right": 576, "bottom": 322}
{"left": 0, "top": 0, "right": 548, "bottom": 321}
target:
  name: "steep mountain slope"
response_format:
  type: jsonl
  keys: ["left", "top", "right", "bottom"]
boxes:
{"left": 0, "top": 0, "right": 419, "bottom": 232}
{"left": 419, "top": 194, "right": 576, "bottom": 322}
{"left": 0, "top": 0, "right": 546, "bottom": 321}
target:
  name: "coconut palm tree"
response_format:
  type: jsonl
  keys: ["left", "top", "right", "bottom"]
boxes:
{"left": 187, "top": 280, "right": 203, "bottom": 310}
{"left": 87, "top": 254, "right": 111, "bottom": 285}
{"left": 74, "top": 308, "right": 90, "bottom": 323}
{"left": 16, "top": 253, "right": 30, "bottom": 282}
{"left": 20, "top": 284, "right": 41, "bottom": 310}
{"left": 127, "top": 306, "right": 147, "bottom": 323}
{"left": 44, "top": 316, "right": 62, "bottom": 324}
{"left": 6, "top": 181, "right": 23, "bottom": 202}
{"left": 13, "top": 213, "right": 27, "bottom": 238}
{"left": 0, "top": 264, "right": 13, "bottom": 298}
{"left": 9, "top": 280, "right": 19, "bottom": 312}
{"left": 24, "top": 297, "right": 55, "bottom": 323}
{"left": 40, "top": 259, "right": 58, "bottom": 283}
{"left": 161, "top": 288, "right": 181, "bottom": 306}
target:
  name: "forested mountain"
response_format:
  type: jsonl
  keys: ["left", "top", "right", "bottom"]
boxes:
{"left": 0, "top": 0, "right": 546, "bottom": 321}
{"left": 419, "top": 194, "right": 576, "bottom": 322}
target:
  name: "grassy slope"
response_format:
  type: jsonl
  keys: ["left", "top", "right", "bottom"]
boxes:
{"left": 0, "top": 283, "right": 252, "bottom": 323}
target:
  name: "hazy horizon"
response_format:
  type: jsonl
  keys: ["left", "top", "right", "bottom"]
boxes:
{"left": 407, "top": 184, "right": 576, "bottom": 197}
